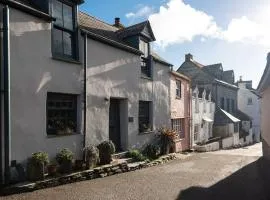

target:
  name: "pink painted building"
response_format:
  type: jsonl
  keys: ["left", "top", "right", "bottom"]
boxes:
{"left": 170, "top": 71, "right": 192, "bottom": 151}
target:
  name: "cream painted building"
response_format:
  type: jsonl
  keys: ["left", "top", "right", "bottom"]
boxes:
{"left": 0, "top": 0, "right": 171, "bottom": 183}
{"left": 258, "top": 53, "right": 270, "bottom": 160}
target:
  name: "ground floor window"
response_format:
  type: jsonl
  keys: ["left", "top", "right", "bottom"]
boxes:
{"left": 194, "top": 124, "right": 199, "bottom": 141}
{"left": 139, "top": 101, "right": 152, "bottom": 133}
{"left": 172, "top": 118, "right": 185, "bottom": 138}
{"left": 47, "top": 92, "right": 77, "bottom": 135}
{"left": 234, "top": 123, "right": 239, "bottom": 133}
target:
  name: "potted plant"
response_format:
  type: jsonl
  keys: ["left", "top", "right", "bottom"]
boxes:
{"left": 84, "top": 145, "right": 99, "bottom": 169}
{"left": 47, "top": 159, "right": 58, "bottom": 176}
{"left": 142, "top": 144, "right": 160, "bottom": 160}
{"left": 74, "top": 160, "right": 84, "bottom": 171}
{"left": 27, "top": 152, "right": 49, "bottom": 181}
{"left": 97, "top": 141, "right": 115, "bottom": 165}
{"left": 56, "top": 148, "right": 74, "bottom": 174}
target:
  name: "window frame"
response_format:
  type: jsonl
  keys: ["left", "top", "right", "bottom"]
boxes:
{"left": 176, "top": 80, "right": 181, "bottom": 98}
{"left": 51, "top": 0, "right": 78, "bottom": 60}
{"left": 220, "top": 97, "right": 225, "bottom": 109}
{"left": 140, "top": 38, "right": 151, "bottom": 78}
{"left": 172, "top": 118, "right": 185, "bottom": 139}
{"left": 194, "top": 124, "right": 199, "bottom": 142}
{"left": 139, "top": 101, "right": 152, "bottom": 133}
{"left": 46, "top": 92, "right": 78, "bottom": 136}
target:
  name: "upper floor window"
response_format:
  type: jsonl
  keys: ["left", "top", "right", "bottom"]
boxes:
{"left": 247, "top": 98, "right": 253, "bottom": 105}
{"left": 140, "top": 40, "right": 151, "bottom": 77}
{"left": 220, "top": 97, "right": 225, "bottom": 109}
{"left": 226, "top": 98, "right": 230, "bottom": 112}
{"left": 52, "top": 0, "right": 76, "bottom": 59}
{"left": 176, "top": 80, "right": 181, "bottom": 98}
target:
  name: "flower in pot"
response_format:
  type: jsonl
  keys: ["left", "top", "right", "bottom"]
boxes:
{"left": 56, "top": 148, "right": 74, "bottom": 174}
{"left": 47, "top": 159, "right": 58, "bottom": 176}
{"left": 27, "top": 152, "right": 49, "bottom": 181}
{"left": 97, "top": 141, "right": 115, "bottom": 165}
{"left": 84, "top": 145, "right": 99, "bottom": 169}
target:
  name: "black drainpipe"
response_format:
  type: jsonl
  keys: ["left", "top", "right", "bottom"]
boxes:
{"left": 83, "top": 33, "right": 87, "bottom": 161}
{"left": 3, "top": 5, "right": 11, "bottom": 184}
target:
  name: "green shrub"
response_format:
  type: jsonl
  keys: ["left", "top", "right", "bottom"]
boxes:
{"left": 56, "top": 148, "right": 74, "bottom": 164}
{"left": 142, "top": 144, "right": 160, "bottom": 160}
{"left": 97, "top": 141, "right": 115, "bottom": 165}
{"left": 31, "top": 152, "right": 49, "bottom": 165}
{"left": 127, "top": 149, "right": 147, "bottom": 162}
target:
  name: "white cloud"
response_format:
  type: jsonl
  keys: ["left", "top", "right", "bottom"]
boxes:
{"left": 125, "top": 0, "right": 270, "bottom": 48}
{"left": 223, "top": 16, "right": 270, "bottom": 46}
{"left": 148, "top": 0, "right": 221, "bottom": 47}
{"left": 126, "top": 6, "right": 154, "bottom": 19}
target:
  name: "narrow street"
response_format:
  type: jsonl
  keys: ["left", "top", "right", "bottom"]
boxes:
{"left": 1, "top": 143, "right": 267, "bottom": 200}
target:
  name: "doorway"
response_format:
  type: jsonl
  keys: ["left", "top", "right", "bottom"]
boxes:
{"left": 109, "top": 99, "right": 121, "bottom": 152}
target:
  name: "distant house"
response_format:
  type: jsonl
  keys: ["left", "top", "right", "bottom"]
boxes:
{"left": 177, "top": 54, "right": 239, "bottom": 138}
{"left": 192, "top": 87, "right": 215, "bottom": 146}
{"left": 258, "top": 53, "right": 270, "bottom": 160}
{"left": 237, "top": 78, "right": 261, "bottom": 142}
{"left": 170, "top": 71, "right": 191, "bottom": 151}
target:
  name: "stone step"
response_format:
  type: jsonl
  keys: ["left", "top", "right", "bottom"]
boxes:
{"left": 112, "top": 151, "right": 128, "bottom": 159}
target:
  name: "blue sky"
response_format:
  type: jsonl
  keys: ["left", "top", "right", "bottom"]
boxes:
{"left": 80, "top": 0, "right": 270, "bottom": 87}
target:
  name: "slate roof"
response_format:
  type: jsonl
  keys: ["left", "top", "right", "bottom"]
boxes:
{"left": 236, "top": 110, "right": 252, "bottom": 121}
{"left": 258, "top": 52, "right": 270, "bottom": 92}
{"left": 79, "top": 11, "right": 170, "bottom": 66}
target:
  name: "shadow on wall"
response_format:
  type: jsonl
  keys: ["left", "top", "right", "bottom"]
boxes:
{"left": 176, "top": 157, "right": 270, "bottom": 200}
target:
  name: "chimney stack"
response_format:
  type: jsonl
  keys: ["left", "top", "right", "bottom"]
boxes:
{"left": 185, "top": 53, "right": 193, "bottom": 61}
{"left": 114, "top": 17, "right": 120, "bottom": 27}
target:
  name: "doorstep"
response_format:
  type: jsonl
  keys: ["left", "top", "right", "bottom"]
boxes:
{"left": 0, "top": 153, "right": 180, "bottom": 196}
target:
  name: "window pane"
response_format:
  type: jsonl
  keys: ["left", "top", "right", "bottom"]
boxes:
{"left": 52, "top": 0, "right": 63, "bottom": 27}
{"left": 53, "top": 28, "right": 63, "bottom": 55}
{"left": 63, "top": 4, "right": 74, "bottom": 30}
{"left": 63, "top": 31, "right": 72, "bottom": 56}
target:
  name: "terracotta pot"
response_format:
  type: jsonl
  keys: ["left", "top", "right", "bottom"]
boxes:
{"left": 47, "top": 164, "right": 57, "bottom": 176}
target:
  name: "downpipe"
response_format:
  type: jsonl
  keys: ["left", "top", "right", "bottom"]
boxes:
{"left": 2, "top": 5, "right": 11, "bottom": 185}
{"left": 83, "top": 33, "right": 87, "bottom": 161}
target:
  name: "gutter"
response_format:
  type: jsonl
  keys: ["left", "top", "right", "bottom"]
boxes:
{"left": 0, "top": 0, "right": 54, "bottom": 22}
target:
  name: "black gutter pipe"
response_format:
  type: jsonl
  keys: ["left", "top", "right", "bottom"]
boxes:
{"left": 83, "top": 33, "right": 87, "bottom": 160}
{"left": 3, "top": 5, "right": 11, "bottom": 184}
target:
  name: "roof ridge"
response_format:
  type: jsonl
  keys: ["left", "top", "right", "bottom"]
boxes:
{"left": 79, "top": 10, "right": 119, "bottom": 31}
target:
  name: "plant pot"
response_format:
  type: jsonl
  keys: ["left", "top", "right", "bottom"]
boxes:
{"left": 47, "top": 164, "right": 57, "bottom": 176}
{"left": 99, "top": 153, "right": 112, "bottom": 165}
{"left": 59, "top": 160, "right": 73, "bottom": 174}
{"left": 74, "top": 160, "right": 84, "bottom": 171}
{"left": 27, "top": 162, "right": 45, "bottom": 181}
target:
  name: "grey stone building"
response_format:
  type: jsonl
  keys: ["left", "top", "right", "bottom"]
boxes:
{"left": 177, "top": 54, "right": 240, "bottom": 138}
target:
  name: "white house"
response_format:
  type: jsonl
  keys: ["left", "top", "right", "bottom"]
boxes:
{"left": 192, "top": 87, "right": 215, "bottom": 146}
{"left": 0, "top": 0, "right": 172, "bottom": 183}
{"left": 237, "top": 78, "right": 261, "bottom": 142}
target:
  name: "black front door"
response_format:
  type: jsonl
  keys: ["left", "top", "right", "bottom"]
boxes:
{"left": 109, "top": 99, "right": 121, "bottom": 152}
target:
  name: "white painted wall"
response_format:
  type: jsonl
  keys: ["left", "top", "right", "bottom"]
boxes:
{"left": 83, "top": 35, "right": 171, "bottom": 150}
{"left": 192, "top": 95, "right": 215, "bottom": 145}
{"left": 8, "top": 8, "right": 84, "bottom": 163}
{"left": 238, "top": 87, "right": 261, "bottom": 142}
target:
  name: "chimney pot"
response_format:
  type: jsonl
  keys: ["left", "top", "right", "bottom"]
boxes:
{"left": 185, "top": 53, "right": 193, "bottom": 61}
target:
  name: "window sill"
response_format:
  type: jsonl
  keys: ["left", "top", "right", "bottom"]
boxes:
{"left": 176, "top": 96, "right": 181, "bottom": 100}
{"left": 47, "top": 133, "right": 81, "bottom": 138}
{"left": 141, "top": 75, "right": 153, "bottom": 81}
{"left": 138, "top": 130, "right": 154, "bottom": 135}
{"left": 52, "top": 56, "right": 81, "bottom": 65}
